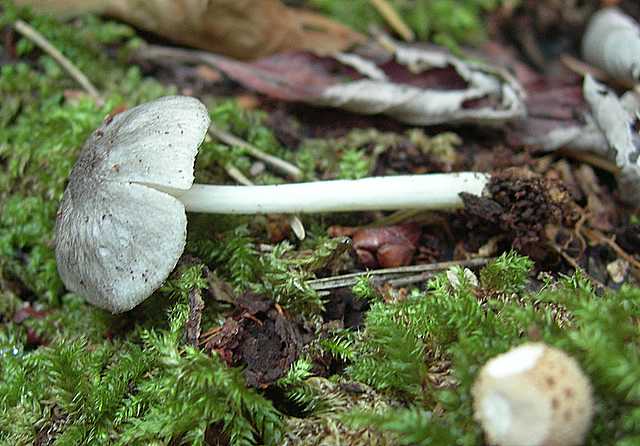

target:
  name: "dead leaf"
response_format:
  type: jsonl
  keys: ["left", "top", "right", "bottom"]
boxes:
{"left": 205, "top": 292, "right": 304, "bottom": 387}
{"left": 16, "top": 0, "right": 365, "bottom": 60}
{"left": 137, "top": 42, "right": 526, "bottom": 126}
{"left": 583, "top": 75, "right": 640, "bottom": 206}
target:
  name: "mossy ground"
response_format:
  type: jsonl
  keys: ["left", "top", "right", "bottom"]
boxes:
{"left": 1, "top": 2, "right": 639, "bottom": 445}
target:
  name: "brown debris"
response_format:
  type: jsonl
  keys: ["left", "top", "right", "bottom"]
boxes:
{"left": 462, "top": 168, "right": 577, "bottom": 260}
{"left": 185, "top": 288, "right": 205, "bottom": 347}
{"left": 330, "top": 223, "right": 422, "bottom": 268}
{"left": 204, "top": 292, "right": 304, "bottom": 387}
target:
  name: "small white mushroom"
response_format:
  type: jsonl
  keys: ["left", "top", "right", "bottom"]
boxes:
{"left": 55, "top": 96, "right": 489, "bottom": 313}
{"left": 582, "top": 7, "right": 640, "bottom": 85}
{"left": 472, "top": 343, "right": 594, "bottom": 446}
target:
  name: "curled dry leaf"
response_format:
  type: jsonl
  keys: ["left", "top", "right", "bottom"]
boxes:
{"left": 582, "top": 7, "right": 640, "bottom": 85}
{"left": 139, "top": 42, "right": 526, "bottom": 126}
{"left": 16, "top": 0, "right": 365, "bottom": 60}
{"left": 583, "top": 75, "right": 640, "bottom": 206}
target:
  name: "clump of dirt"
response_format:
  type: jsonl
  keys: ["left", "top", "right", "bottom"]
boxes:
{"left": 461, "top": 167, "right": 577, "bottom": 259}
{"left": 204, "top": 292, "right": 305, "bottom": 387}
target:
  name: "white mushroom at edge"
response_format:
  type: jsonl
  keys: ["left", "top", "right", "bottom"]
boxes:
{"left": 54, "top": 96, "right": 489, "bottom": 313}
{"left": 472, "top": 342, "right": 594, "bottom": 446}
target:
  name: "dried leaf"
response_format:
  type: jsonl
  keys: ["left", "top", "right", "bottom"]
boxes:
{"left": 140, "top": 42, "right": 526, "bottom": 126}
{"left": 583, "top": 75, "right": 640, "bottom": 206}
{"left": 16, "top": 0, "right": 365, "bottom": 59}
{"left": 205, "top": 292, "right": 304, "bottom": 387}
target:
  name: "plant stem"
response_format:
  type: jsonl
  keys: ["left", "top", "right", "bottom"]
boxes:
{"left": 13, "top": 19, "right": 103, "bottom": 103}
{"left": 173, "top": 172, "right": 489, "bottom": 214}
{"left": 208, "top": 125, "right": 303, "bottom": 180}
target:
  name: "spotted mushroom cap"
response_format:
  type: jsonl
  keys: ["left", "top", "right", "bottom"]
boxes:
{"left": 55, "top": 96, "right": 210, "bottom": 313}
{"left": 472, "top": 342, "right": 594, "bottom": 446}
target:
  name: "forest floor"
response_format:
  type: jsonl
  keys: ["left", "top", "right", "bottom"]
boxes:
{"left": 1, "top": 1, "right": 639, "bottom": 445}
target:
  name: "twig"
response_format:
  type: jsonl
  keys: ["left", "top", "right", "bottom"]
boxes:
{"left": 581, "top": 227, "right": 640, "bottom": 280}
{"left": 307, "top": 257, "right": 492, "bottom": 291}
{"left": 208, "top": 124, "right": 302, "bottom": 180}
{"left": 560, "top": 54, "right": 634, "bottom": 90}
{"left": 222, "top": 158, "right": 306, "bottom": 240}
{"left": 549, "top": 241, "right": 606, "bottom": 289}
{"left": 370, "top": 0, "right": 414, "bottom": 42}
{"left": 224, "top": 163, "right": 253, "bottom": 186}
{"left": 13, "top": 19, "right": 103, "bottom": 104}
{"left": 554, "top": 148, "right": 621, "bottom": 175}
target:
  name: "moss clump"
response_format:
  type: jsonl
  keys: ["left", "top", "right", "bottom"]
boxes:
{"left": 340, "top": 255, "right": 640, "bottom": 445}
{"left": 0, "top": 266, "right": 282, "bottom": 445}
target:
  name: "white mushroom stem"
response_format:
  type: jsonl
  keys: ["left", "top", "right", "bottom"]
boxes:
{"left": 166, "top": 172, "right": 489, "bottom": 214}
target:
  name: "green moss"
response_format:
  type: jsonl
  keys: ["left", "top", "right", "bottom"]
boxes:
{"left": 337, "top": 148, "right": 371, "bottom": 180}
{"left": 1, "top": 4, "right": 639, "bottom": 446}
{"left": 343, "top": 257, "right": 640, "bottom": 445}
{"left": 307, "top": 0, "right": 514, "bottom": 50}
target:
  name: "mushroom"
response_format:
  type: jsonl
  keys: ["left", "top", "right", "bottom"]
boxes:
{"left": 472, "top": 342, "right": 594, "bottom": 446}
{"left": 55, "top": 96, "right": 489, "bottom": 313}
{"left": 582, "top": 7, "right": 640, "bottom": 85}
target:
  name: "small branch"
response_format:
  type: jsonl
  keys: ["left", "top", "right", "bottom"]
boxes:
{"left": 370, "top": 0, "right": 414, "bottom": 42}
{"left": 224, "top": 163, "right": 253, "bottom": 186}
{"left": 307, "top": 257, "right": 491, "bottom": 291}
{"left": 554, "top": 148, "right": 621, "bottom": 175}
{"left": 13, "top": 19, "right": 103, "bottom": 104}
{"left": 208, "top": 124, "right": 302, "bottom": 180}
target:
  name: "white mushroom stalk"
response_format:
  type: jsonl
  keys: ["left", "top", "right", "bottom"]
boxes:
{"left": 54, "top": 96, "right": 489, "bottom": 313}
{"left": 170, "top": 173, "right": 487, "bottom": 214}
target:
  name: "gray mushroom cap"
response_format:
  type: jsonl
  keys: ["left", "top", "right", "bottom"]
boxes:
{"left": 54, "top": 96, "right": 211, "bottom": 313}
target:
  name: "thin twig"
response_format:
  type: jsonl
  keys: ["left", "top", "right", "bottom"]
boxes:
{"left": 222, "top": 158, "right": 306, "bottom": 240}
{"left": 555, "top": 148, "right": 620, "bottom": 175}
{"left": 13, "top": 19, "right": 103, "bottom": 104}
{"left": 208, "top": 124, "right": 302, "bottom": 180}
{"left": 581, "top": 227, "right": 640, "bottom": 280}
{"left": 307, "top": 257, "right": 492, "bottom": 290}
{"left": 224, "top": 163, "right": 253, "bottom": 186}
{"left": 370, "top": 0, "right": 414, "bottom": 42}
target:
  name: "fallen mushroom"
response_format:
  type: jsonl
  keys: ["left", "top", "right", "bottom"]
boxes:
{"left": 54, "top": 96, "right": 489, "bottom": 313}
{"left": 472, "top": 342, "right": 594, "bottom": 446}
